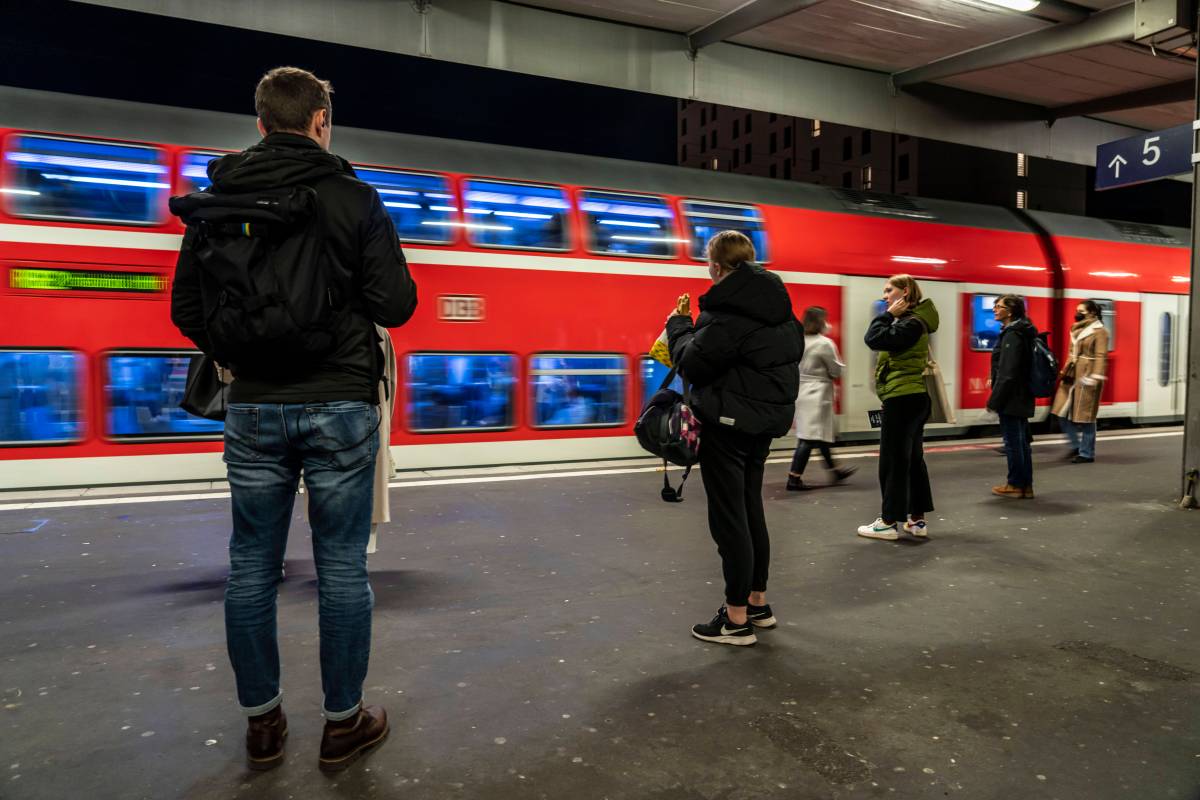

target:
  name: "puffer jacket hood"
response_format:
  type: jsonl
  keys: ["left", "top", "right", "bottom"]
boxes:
{"left": 209, "top": 132, "right": 353, "bottom": 193}
{"left": 910, "top": 298, "right": 940, "bottom": 334}
{"left": 699, "top": 261, "right": 794, "bottom": 326}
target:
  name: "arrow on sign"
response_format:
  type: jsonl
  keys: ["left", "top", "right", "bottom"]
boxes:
{"left": 1108, "top": 154, "right": 1128, "bottom": 177}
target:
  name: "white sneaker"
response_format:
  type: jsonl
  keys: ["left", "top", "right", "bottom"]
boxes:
{"left": 856, "top": 518, "right": 900, "bottom": 540}
{"left": 903, "top": 518, "right": 928, "bottom": 538}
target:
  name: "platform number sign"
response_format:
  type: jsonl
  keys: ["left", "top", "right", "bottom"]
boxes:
{"left": 438, "top": 294, "right": 486, "bottom": 322}
{"left": 1095, "top": 122, "right": 1195, "bottom": 191}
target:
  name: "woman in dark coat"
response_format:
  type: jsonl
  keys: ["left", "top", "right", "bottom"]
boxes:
{"left": 666, "top": 230, "right": 803, "bottom": 646}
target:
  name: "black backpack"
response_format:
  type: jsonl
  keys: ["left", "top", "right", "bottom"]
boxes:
{"left": 634, "top": 366, "right": 702, "bottom": 502}
{"left": 169, "top": 186, "right": 342, "bottom": 376}
{"left": 1029, "top": 331, "right": 1059, "bottom": 398}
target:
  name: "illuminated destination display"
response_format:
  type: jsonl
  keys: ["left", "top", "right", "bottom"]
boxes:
{"left": 9, "top": 267, "right": 167, "bottom": 293}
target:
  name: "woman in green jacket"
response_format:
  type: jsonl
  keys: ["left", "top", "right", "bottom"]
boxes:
{"left": 858, "top": 274, "right": 938, "bottom": 541}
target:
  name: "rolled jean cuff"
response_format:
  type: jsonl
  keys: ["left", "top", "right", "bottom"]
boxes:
{"left": 241, "top": 691, "right": 282, "bottom": 718}
{"left": 323, "top": 699, "right": 362, "bottom": 722}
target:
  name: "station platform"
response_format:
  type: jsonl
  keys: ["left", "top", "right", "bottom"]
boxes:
{"left": 1, "top": 428, "right": 1198, "bottom": 799}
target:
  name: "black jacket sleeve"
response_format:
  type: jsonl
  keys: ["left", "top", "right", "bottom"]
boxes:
{"left": 666, "top": 314, "right": 738, "bottom": 387}
{"left": 987, "top": 327, "right": 1029, "bottom": 412}
{"left": 169, "top": 227, "right": 212, "bottom": 354}
{"left": 357, "top": 190, "right": 418, "bottom": 328}
{"left": 864, "top": 313, "right": 923, "bottom": 353}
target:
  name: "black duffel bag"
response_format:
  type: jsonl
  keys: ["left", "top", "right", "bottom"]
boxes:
{"left": 633, "top": 366, "right": 701, "bottom": 502}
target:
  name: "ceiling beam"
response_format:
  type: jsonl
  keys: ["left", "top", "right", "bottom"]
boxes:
{"left": 891, "top": 2, "right": 1135, "bottom": 89}
{"left": 1047, "top": 77, "right": 1194, "bottom": 120}
{"left": 1030, "top": 0, "right": 1093, "bottom": 25}
{"left": 687, "top": 0, "right": 828, "bottom": 51}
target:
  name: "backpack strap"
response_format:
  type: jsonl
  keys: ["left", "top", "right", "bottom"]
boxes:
{"left": 661, "top": 460, "right": 692, "bottom": 503}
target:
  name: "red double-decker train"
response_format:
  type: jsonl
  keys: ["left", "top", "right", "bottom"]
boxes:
{"left": 0, "top": 86, "right": 1189, "bottom": 489}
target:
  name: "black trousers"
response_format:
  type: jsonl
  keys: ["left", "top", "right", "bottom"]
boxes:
{"left": 878, "top": 392, "right": 934, "bottom": 524}
{"left": 790, "top": 439, "right": 835, "bottom": 475}
{"left": 699, "top": 424, "right": 773, "bottom": 607}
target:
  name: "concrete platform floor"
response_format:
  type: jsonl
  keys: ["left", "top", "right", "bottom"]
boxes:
{"left": 1, "top": 430, "right": 1198, "bottom": 799}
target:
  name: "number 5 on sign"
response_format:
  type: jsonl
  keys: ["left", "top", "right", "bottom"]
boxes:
{"left": 1143, "top": 136, "right": 1161, "bottom": 167}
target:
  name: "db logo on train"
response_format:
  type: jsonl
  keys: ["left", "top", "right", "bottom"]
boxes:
{"left": 437, "top": 294, "right": 486, "bottom": 322}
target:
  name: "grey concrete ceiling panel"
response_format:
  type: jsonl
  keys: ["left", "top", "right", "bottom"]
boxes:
{"left": 426, "top": 0, "right": 694, "bottom": 96}
{"left": 72, "top": 0, "right": 424, "bottom": 55}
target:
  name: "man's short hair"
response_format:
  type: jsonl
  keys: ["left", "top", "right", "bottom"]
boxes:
{"left": 254, "top": 67, "right": 333, "bottom": 135}
{"left": 706, "top": 230, "right": 756, "bottom": 271}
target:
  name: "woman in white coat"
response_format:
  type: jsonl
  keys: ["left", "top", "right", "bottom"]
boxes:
{"left": 787, "top": 306, "right": 856, "bottom": 491}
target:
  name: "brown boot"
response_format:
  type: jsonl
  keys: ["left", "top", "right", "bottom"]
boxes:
{"left": 246, "top": 705, "right": 288, "bottom": 771}
{"left": 991, "top": 484, "right": 1024, "bottom": 498}
{"left": 319, "top": 705, "right": 389, "bottom": 773}
{"left": 1022, "top": 485, "right": 1035, "bottom": 499}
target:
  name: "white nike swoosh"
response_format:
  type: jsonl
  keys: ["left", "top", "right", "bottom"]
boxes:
{"left": 720, "top": 625, "right": 747, "bottom": 635}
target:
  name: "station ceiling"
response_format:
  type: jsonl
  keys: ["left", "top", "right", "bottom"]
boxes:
{"left": 519, "top": 0, "right": 1195, "bottom": 130}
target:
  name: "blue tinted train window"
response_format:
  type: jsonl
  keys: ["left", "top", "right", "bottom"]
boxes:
{"left": 971, "top": 294, "right": 1003, "bottom": 351}
{"left": 531, "top": 354, "right": 626, "bottom": 428}
{"left": 356, "top": 168, "right": 456, "bottom": 244}
{"left": 639, "top": 356, "right": 683, "bottom": 408}
{"left": 0, "top": 351, "right": 83, "bottom": 445}
{"left": 580, "top": 190, "right": 677, "bottom": 257}
{"left": 179, "top": 151, "right": 222, "bottom": 195}
{"left": 407, "top": 353, "right": 516, "bottom": 432}
{"left": 106, "top": 353, "right": 224, "bottom": 439}
{"left": 4, "top": 135, "right": 169, "bottom": 224}
{"left": 462, "top": 180, "right": 570, "bottom": 251}
{"left": 682, "top": 200, "right": 768, "bottom": 262}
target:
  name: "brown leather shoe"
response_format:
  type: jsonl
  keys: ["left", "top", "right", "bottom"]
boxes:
{"left": 991, "top": 483, "right": 1024, "bottom": 498}
{"left": 319, "top": 705, "right": 389, "bottom": 773}
{"left": 246, "top": 706, "right": 287, "bottom": 771}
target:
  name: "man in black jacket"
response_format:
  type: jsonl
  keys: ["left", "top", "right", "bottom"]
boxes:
{"left": 666, "top": 231, "right": 803, "bottom": 646}
{"left": 987, "top": 294, "right": 1036, "bottom": 499}
{"left": 171, "top": 67, "right": 417, "bottom": 772}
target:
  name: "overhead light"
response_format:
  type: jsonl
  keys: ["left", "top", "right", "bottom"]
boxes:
{"left": 611, "top": 235, "right": 689, "bottom": 243}
{"left": 0, "top": 187, "right": 40, "bottom": 195}
{"left": 891, "top": 255, "right": 947, "bottom": 264}
{"left": 997, "top": 264, "right": 1044, "bottom": 271}
{"left": 1089, "top": 271, "right": 1138, "bottom": 278}
{"left": 1171, "top": 276, "right": 1190, "bottom": 283}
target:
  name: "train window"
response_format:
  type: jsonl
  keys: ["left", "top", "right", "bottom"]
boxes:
{"left": 531, "top": 354, "right": 627, "bottom": 428}
{"left": 580, "top": 190, "right": 678, "bottom": 258}
{"left": 406, "top": 353, "right": 516, "bottom": 432}
{"left": 461, "top": 180, "right": 571, "bottom": 251}
{"left": 1091, "top": 298, "right": 1116, "bottom": 350}
{"left": 0, "top": 350, "right": 83, "bottom": 445}
{"left": 105, "top": 352, "right": 224, "bottom": 439}
{"left": 681, "top": 200, "right": 769, "bottom": 262}
{"left": 970, "top": 294, "right": 1003, "bottom": 351}
{"left": 356, "top": 168, "right": 456, "bottom": 244}
{"left": 179, "top": 151, "right": 222, "bottom": 195}
{"left": 639, "top": 356, "right": 683, "bottom": 409}
{"left": 1159, "top": 312, "right": 1173, "bottom": 388}
{"left": 4, "top": 134, "right": 168, "bottom": 225}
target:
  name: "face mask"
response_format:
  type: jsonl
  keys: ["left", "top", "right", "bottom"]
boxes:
{"left": 1074, "top": 312, "right": 1086, "bottom": 322}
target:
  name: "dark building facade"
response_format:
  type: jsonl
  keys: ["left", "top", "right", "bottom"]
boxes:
{"left": 677, "top": 99, "right": 1187, "bottom": 226}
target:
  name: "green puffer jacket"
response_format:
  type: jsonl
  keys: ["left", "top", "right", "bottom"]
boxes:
{"left": 865, "top": 298, "right": 940, "bottom": 401}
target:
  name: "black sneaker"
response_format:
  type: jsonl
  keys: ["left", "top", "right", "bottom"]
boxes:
{"left": 747, "top": 603, "right": 777, "bottom": 628}
{"left": 691, "top": 607, "right": 757, "bottom": 646}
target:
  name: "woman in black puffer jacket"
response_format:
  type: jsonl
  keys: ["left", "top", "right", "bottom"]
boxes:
{"left": 666, "top": 230, "right": 804, "bottom": 647}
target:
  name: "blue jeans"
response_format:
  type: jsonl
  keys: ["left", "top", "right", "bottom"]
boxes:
{"left": 223, "top": 401, "right": 378, "bottom": 720}
{"left": 998, "top": 413, "right": 1033, "bottom": 488}
{"left": 1059, "top": 417, "right": 1096, "bottom": 460}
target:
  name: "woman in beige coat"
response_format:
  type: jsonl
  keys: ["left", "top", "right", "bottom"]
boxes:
{"left": 1052, "top": 299, "right": 1108, "bottom": 464}
{"left": 787, "top": 306, "right": 855, "bottom": 491}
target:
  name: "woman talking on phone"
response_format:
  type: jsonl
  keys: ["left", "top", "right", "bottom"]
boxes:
{"left": 666, "top": 230, "right": 803, "bottom": 646}
{"left": 858, "top": 274, "right": 939, "bottom": 541}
